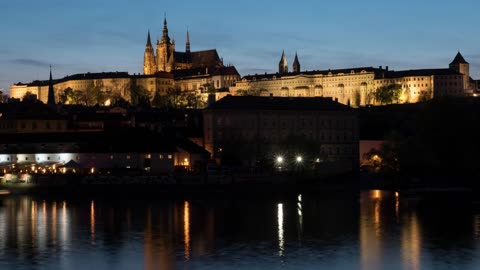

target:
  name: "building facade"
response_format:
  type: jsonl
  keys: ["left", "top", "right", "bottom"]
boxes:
{"left": 10, "top": 67, "right": 239, "bottom": 107}
{"left": 203, "top": 95, "right": 359, "bottom": 175}
{"left": 231, "top": 52, "right": 475, "bottom": 106}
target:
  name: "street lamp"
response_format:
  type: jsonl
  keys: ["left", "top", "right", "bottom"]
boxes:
{"left": 276, "top": 156, "right": 284, "bottom": 171}
{"left": 296, "top": 156, "right": 302, "bottom": 163}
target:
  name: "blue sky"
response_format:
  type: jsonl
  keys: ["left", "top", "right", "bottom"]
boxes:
{"left": 1, "top": 0, "right": 479, "bottom": 94}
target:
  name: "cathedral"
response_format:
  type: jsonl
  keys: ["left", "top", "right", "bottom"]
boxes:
{"left": 143, "top": 17, "right": 224, "bottom": 75}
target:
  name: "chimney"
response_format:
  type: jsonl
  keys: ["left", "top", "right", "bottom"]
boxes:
{"left": 379, "top": 66, "right": 382, "bottom": 70}
{"left": 386, "top": 66, "right": 389, "bottom": 71}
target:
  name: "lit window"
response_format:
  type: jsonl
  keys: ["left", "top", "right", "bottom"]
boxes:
{"left": 76, "top": 156, "right": 80, "bottom": 161}
{"left": 126, "top": 155, "right": 131, "bottom": 160}
{"left": 110, "top": 155, "right": 114, "bottom": 159}
{"left": 159, "top": 154, "right": 164, "bottom": 159}
{"left": 168, "top": 154, "right": 172, "bottom": 159}
{"left": 146, "top": 154, "right": 151, "bottom": 159}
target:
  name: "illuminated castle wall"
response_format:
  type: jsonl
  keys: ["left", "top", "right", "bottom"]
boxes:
{"left": 231, "top": 52, "right": 472, "bottom": 106}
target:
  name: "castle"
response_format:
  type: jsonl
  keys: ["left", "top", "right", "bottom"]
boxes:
{"left": 143, "top": 17, "right": 224, "bottom": 74}
{"left": 8, "top": 16, "right": 477, "bottom": 107}
{"left": 231, "top": 51, "right": 476, "bottom": 106}
{"left": 10, "top": 17, "right": 240, "bottom": 105}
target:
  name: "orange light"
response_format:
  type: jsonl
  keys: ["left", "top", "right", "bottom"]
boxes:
{"left": 184, "top": 201, "right": 190, "bottom": 261}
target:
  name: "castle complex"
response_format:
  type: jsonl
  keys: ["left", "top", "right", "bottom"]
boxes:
{"left": 10, "top": 17, "right": 239, "bottom": 106}
{"left": 7, "top": 16, "right": 478, "bottom": 107}
{"left": 231, "top": 51, "right": 476, "bottom": 106}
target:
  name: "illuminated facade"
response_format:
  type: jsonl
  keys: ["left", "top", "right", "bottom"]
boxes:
{"left": 9, "top": 68, "right": 239, "bottom": 107}
{"left": 0, "top": 130, "right": 209, "bottom": 175}
{"left": 231, "top": 52, "right": 475, "bottom": 106}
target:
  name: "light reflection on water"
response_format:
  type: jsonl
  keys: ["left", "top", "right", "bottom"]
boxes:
{"left": 0, "top": 191, "right": 479, "bottom": 269}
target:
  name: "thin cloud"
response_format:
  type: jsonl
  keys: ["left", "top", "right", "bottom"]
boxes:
{"left": 10, "top": 58, "right": 51, "bottom": 68}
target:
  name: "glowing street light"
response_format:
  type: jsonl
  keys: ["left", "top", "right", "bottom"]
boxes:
{"left": 296, "top": 156, "right": 303, "bottom": 163}
{"left": 276, "top": 156, "right": 283, "bottom": 164}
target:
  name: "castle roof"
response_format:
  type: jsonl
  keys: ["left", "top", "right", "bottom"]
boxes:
{"left": 243, "top": 67, "right": 379, "bottom": 80}
{"left": 450, "top": 52, "right": 469, "bottom": 65}
{"left": 174, "top": 49, "right": 222, "bottom": 67}
{"left": 378, "top": 69, "right": 462, "bottom": 79}
{"left": 206, "top": 95, "right": 352, "bottom": 111}
{"left": 173, "top": 66, "right": 239, "bottom": 80}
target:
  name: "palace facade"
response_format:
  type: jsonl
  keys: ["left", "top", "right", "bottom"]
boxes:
{"left": 231, "top": 52, "right": 476, "bottom": 106}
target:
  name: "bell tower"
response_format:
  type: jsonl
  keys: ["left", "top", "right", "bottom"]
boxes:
{"left": 156, "top": 15, "right": 172, "bottom": 72}
{"left": 292, "top": 52, "right": 300, "bottom": 73}
{"left": 449, "top": 51, "right": 470, "bottom": 90}
{"left": 278, "top": 50, "right": 288, "bottom": 74}
{"left": 143, "top": 30, "right": 156, "bottom": 75}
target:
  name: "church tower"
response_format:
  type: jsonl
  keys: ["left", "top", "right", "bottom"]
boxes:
{"left": 293, "top": 52, "right": 300, "bottom": 73}
{"left": 143, "top": 30, "right": 156, "bottom": 75}
{"left": 449, "top": 51, "right": 470, "bottom": 90}
{"left": 279, "top": 50, "right": 288, "bottom": 74}
{"left": 156, "top": 16, "right": 173, "bottom": 72}
{"left": 47, "top": 65, "right": 55, "bottom": 106}
{"left": 185, "top": 30, "right": 191, "bottom": 64}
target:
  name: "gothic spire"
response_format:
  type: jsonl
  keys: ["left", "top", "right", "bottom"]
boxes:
{"left": 161, "top": 14, "right": 170, "bottom": 44}
{"left": 146, "top": 30, "right": 152, "bottom": 47}
{"left": 186, "top": 29, "right": 191, "bottom": 53}
{"left": 293, "top": 52, "right": 300, "bottom": 73}
{"left": 47, "top": 65, "right": 55, "bottom": 106}
{"left": 278, "top": 50, "right": 288, "bottom": 74}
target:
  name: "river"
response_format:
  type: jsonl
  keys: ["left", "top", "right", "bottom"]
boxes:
{"left": 0, "top": 190, "right": 479, "bottom": 269}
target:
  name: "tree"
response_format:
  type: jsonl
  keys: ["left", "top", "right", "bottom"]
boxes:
{"left": 0, "top": 90, "right": 8, "bottom": 103}
{"left": 151, "top": 89, "right": 162, "bottom": 108}
{"left": 374, "top": 84, "right": 402, "bottom": 105}
{"left": 82, "top": 85, "right": 105, "bottom": 106}
{"left": 353, "top": 90, "right": 361, "bottom": 107}
{"left": 363, "top": 131, "right": 403, "bottom": 180}
{"left": 22, "top": 91, "right": 35, "bottom": 101}
{"left": 59, "top": 87, "right": 75, "bottom": 104}
{"left": 73, "top": 90, "right": 85, "bottom": 105}
{"left": 235, "top": 87, "right": 268, "bottom": 96}
{"left": 129, "top": 83, "right": 150, "bottom": 107}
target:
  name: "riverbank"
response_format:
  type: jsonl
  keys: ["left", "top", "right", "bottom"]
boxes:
{"left": 0, "top": 172, "right": 360, "bottom": 197}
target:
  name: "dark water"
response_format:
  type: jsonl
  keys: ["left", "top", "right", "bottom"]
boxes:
{"left": 0, "top": 190, "right": 479, "bottom": 270}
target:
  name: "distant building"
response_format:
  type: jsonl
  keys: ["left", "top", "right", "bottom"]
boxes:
{"left": 0, "top": 102, "right": 68, "bottom": 134}
{"left": 231, "top": 51, "right": 475, "bottom": 106}
{"left": 203, "top": 95, "right": 359, "bottom": 175}
{"left": 0, "top": 129, "right": 209, "bottom": 175}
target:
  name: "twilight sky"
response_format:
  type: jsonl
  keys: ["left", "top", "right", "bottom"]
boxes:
{"left": 1, "top": 0, "right": 479, "bottom": 94}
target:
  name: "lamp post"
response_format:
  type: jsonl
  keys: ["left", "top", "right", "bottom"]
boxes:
{"left": 276, "top": 156, "right": 283, "bottom": 172}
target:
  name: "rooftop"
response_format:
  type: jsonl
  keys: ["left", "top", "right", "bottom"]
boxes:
{"left": 206, "top": 95, "right": 352, "bottom": 111}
